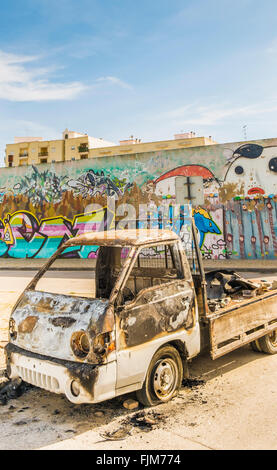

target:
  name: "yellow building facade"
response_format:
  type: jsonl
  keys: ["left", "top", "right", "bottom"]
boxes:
{"left": 5, "top": 131, "right": 217, "bottom": 167}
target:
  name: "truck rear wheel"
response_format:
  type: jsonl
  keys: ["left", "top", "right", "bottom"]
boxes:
{"left": 250, "top": 340, "right": 262, "bottom": 352}
{"left": 136, "top": 345, "right": 183, "bottom": 407}
{"left": 256, "top": 330, "right": 277, "bottom": 354}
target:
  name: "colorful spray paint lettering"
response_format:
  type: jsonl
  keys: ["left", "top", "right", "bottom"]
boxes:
{"left": 0, "top": 208, "right": 114, "bottom": 258}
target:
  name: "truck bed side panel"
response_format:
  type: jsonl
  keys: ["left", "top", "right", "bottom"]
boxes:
{"left": 209, "top": 292, "right": 277, "bottom": 359}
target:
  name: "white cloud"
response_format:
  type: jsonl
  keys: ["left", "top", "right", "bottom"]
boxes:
{"left": 96, "top": 76, "right": 133, "bottom": 90}
{"left": 156, "top": 100, "right": 277, "bottom": 127}
{"left": 0, "top": 50, "right": 87, "bottom": 101}
{"left": 266, "top": 38, "right": 277, "bottom": 55}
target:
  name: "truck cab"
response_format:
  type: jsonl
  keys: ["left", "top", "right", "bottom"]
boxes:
{"left": 5, "top": 229, "right": 201, "bottom": 406}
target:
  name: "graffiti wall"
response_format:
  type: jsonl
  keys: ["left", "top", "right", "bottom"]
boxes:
{"left": 1, "top": 137, "right": 277, "bottom": 259}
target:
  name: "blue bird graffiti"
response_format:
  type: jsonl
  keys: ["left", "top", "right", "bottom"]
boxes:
{"left": 193, "top": 207, "right": 221, "bottom": 248}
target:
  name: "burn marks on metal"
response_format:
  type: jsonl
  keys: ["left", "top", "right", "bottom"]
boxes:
{"left": 119, "top": 281, "right": 195, "bottom": 348}
{"left": 10, "top": 290, "right": 110, "bottom": 363}
{"left": 49, "top": 317, "right": 76, "bottom": 328}
{"left": 5, "top": 343, "right": 99, "bottom": 397}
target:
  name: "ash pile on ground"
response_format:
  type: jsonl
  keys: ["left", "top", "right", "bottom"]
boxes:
{"left": 0, "top": 377, "right": 33, "bottom": 406}
{"left": 124, "top": 410, "right": 165, "bottom": 431}
{"left": 182, "top": 378, "right": 205, "bottom": 388}
{"left": 100, "top": 410, "right": 166, "bottom": 440}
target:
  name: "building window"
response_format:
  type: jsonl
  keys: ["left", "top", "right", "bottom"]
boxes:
{"left": 65, "top": 134, "right": 68, "bottom": 139}
{"left": 78, "top": 143, "right": 89, "bottom": 152}
{"left": 71, "top": 146, "right": 75, "bottom": 150}
{"left": 81, "top": 154, "right": 88, "bottom": 159}
{"left": 9, "top": 162, "right": 12, "bottom": 167}
{"left": 51, "top": 147, "right": 56, "bottom": 152}
{"left": 40, "top": 158, "right": 47, "bottom": 164}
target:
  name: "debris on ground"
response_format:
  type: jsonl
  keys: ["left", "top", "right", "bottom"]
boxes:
{"left": 123, "top": 398, "right": 139, "bottom": 410}
{"left": 124, "top": 410, "right": 165, "bottom": 432}
{"left": 100, "top": 410, "right": 165, "bottom": 441}
{"left": 0, "top": 377, "right": 33, "bottom": 405}
{"left": 182, "top": 378, "right": 205, "bottom": 388}
{"left": 100, "top": 427, "right": 132, "bottom": 441}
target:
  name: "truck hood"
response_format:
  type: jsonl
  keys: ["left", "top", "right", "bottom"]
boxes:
{"left": 9, "top": 290, "right": 110, "bottom": 362}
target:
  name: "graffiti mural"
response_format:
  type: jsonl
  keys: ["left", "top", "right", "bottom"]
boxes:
{"left": 224, "top": 198, "right": 277, "bottom": 259}
{"left": 0, "top": 207, "right": 115, "bottom": 259}
{"left": 154, "top": 165, "right": 225, "bottom": 258}
{"left": 13, "top": 165, "right": 68, "bottom": 205}
{"left": 67, "top": 169, "right": 133, "bottom": 198}
{"left": 1, "top": 136, "right": 277, "bottom": 259}
{"left": 192, "top": 207, "right": 221, "bottom": 248}
{"left": 224, "top": 143, "right": 277, "bottom": 197}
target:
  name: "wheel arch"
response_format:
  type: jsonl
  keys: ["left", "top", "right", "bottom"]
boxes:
{"left": 145, "top": 339, "right": 189, "bottom": 380}
{"left": 167, "top": 340, "right": 190, "bottom": 378}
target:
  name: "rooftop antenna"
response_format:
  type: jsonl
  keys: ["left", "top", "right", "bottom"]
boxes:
{"left": 243, "top": 125, "right": 248, "bottom": 141}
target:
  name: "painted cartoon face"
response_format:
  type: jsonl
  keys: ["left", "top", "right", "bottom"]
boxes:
{"left": 224, "top": 144, "right": 277, "bottom": 196}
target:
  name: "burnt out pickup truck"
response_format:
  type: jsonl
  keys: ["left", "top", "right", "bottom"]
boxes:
{"left": 5, "top": 227, "right": 277, "bottom": 407}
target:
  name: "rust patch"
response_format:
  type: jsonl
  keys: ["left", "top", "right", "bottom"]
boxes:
{"left": 49, "top": 317, "right": 76, "bottom": 328}
{"left": 18, "top": 316, "right": 38, "bottom": 333}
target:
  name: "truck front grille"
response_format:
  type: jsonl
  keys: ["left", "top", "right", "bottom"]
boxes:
{"left": 16, "top": 365, "right": 60, "bottom": 393}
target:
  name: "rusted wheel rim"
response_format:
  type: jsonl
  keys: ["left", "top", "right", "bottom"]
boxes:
{"left": 153, "top": 359, "right": 178, "bottom": 400}
{"left": 268, "top": 329, "right": 277, "bottom": 347}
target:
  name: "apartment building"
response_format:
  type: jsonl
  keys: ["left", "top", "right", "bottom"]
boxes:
{"left": 5, "top": 130, "right": 115, "bottom": 167}
{"left": 88, "top": 133, "right": 217, "bottom": 159}
{"left": 5, "top": 130, "right": 217, "bottom": 167}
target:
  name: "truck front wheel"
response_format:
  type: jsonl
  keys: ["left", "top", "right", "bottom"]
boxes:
{"left": 255, "top": 330, "right": 277, "bottom": 354}
{"left": 136, "top": 345, "right": 183, "bottom": 407}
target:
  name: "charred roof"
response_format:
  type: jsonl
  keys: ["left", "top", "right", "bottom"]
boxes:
{"left": 64, "top": 229, "right": 179, "bottom": 247}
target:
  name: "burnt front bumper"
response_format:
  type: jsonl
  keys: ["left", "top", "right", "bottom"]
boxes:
{"left": 5, "top": 343, "right": 116, "bottom": 405}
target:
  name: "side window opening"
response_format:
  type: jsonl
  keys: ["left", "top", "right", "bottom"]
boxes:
{"left": 122, "top": 243, "right": 184, "bottom": 303}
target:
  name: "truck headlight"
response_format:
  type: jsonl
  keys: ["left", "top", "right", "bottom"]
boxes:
{"left": 70, "top": 331, "right": 90, "bottom": 358}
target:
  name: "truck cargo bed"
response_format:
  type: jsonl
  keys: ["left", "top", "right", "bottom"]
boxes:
{"left": 207, "top": 290, "right": 277, "bottom": 359}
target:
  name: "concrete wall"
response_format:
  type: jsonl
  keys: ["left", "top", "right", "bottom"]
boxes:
{"left": 1, "top": 136, "right": 277, "bottom": 259}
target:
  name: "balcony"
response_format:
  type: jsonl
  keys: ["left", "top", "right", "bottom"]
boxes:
{"left": 38, "top": 152, "right": 48, "bottom": 157}
{"left": 19, "top": 152, "right": 28, "bottom": 158}
{"left": 78, "top": 145, "right": 89, "bottom": 153}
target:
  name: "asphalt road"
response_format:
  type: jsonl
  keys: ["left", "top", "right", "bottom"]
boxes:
{"left": 0, "top": 270, "right": 276, "bottom": 450}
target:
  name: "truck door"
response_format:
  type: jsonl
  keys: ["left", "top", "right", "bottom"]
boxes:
{"left": 115, "top": 242, "right": 195, "bottom": 391}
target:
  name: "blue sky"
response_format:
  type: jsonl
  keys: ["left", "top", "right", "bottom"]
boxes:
{"left": 1, "top": 0, "right": 277, "bottom": 164}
